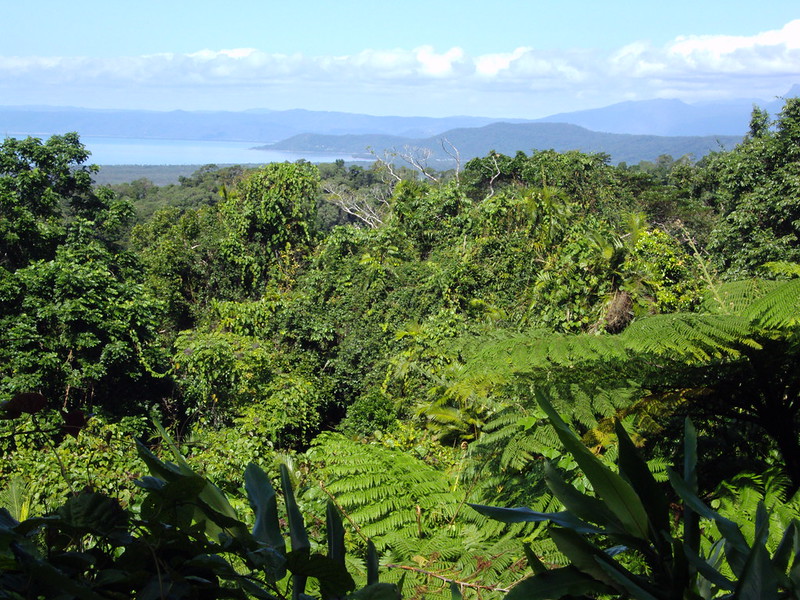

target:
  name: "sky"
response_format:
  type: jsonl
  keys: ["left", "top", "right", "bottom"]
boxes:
{"left": 1, "top": 0, "right": 799, "bottom": 118}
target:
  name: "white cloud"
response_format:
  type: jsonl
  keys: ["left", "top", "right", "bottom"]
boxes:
{"left": 475, "top": 47, "right": 531, "bottom": 77}
{"left": 414, "top": 45, "right": 470, "bottom": 77}
{"left": 1, "top": 20, "right": 798, "bottom": 116}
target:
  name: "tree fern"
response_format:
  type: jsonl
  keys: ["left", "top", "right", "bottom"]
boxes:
{"left": 743, "top": 277, "right": 800, "bottom": 328}
{"left": 305, "top": 433, "right": 539, "bottom": 600}
{"left": 456, "top": 276, "right": 800, "bottom": 492}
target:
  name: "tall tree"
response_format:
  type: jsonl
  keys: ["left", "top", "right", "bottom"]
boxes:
{"left": 707, "top": 98, "right": 800, "bottom": 276}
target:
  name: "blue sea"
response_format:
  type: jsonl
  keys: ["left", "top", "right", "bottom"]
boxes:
{"left": 78, "top": 136, "right": 369, "bottom": 166}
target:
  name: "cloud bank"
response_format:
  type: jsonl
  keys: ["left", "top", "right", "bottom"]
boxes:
{"left": 2, "top": 20, "right": 798, "bottom": 116}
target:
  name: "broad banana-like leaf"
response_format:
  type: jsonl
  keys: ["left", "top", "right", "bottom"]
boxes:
{"left": 244, "top": 463, "right": 288, "bottom": 581}
{"left": 245, "top": 463, "right": 286, "bottom": 556}
{"left": 682, "top": 419, "right": 699, "bottom": 555}
{"left": 468, "top": 503, "right": 604, "bottom": 534}
{"left": 614, "top": 419, "right": 670, "bottom": 543}
{"left": 449, "top": 582, "right": 462, "bottom": 600}
{"left": 136, "top": 437, "right": 248, "bottom": 541}
{"left": 682, "top": 542, "right": 735, "bottom": 592}
{"left": 543, "top": 461, "right": 623, "bottom": 531}
{"left": 56, "top": 491, "right": 127, "bottom": 535}
{"left": 286, "top": 550, "right": 355, "bottom": 600}
{"left": 504, "top": 566, "right": 615, "bottom": 600}
{"left": 326, "top": 501, "right": 346, "bottom": 567}
{"left": 366, "top": 539, "right": 379, "bottom": 586}
{"left": 595, "top": 559, "right": 660, "bottom": 600}
{"left": 549, "top": 527, "right": 622, "bottom": 590}
{"left": 280, "top": 464, "right": 309, "bottom": 552}
{"left": 771, "top": 519, "right": 798, "bottom": 576}
{"left": 522, "top": 542, "right": 548, "bottom": 576}
{"left": 732, "top": 506, "right": 779, "bottom": 600}
{"left": 667, "top": 466, "right": 750, "bottom": 576}
{"left": 551, "top": 526, "right": 661, "bottom": 599}
{"left": 537, "top": 391, "right": 650, "bottom": 540}
{"left": 280, "top": 464, "right": 309, "bottom": 600}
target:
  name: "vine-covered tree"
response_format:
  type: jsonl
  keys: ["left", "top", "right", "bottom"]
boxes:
{"left": 707, "top": 98, "right": 800, "bottom": 276}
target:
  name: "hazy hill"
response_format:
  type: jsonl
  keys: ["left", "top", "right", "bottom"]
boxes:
{"left": 2, "top": 87, "right": 796, "bottom": 144}
{"left": 262, "top": 122, "right": 743, "bottom": 165}
{"left": 0, "top": 106, "right": 509, "bottom": 142}
{"left": 4, "top": 87, "right": 796, "bottom": 166}
{"left": 534, "top": 95, "right": 790, "bottom": 136}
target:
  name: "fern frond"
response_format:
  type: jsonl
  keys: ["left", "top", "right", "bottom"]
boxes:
{"left": 621, "top": 313, "right": 758, "bottom": 360}
{"left": 743, "top": 278, "right": 800, "bottom": 329}
{"left": 305, "top": 433, "right": 541, "bottom": 600}
{"left": 761, "top": 261, "right": 800, "bottom": 277}
{"left": 701, "top": 278, "right": 780, "bottom": 314}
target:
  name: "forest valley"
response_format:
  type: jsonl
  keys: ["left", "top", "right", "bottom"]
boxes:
{"left": 1, "top": 99, "right": 800, "bottom": 599}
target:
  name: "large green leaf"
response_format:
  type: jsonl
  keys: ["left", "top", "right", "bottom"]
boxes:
{"left": 504, "top": 566, "right": 615, "bottom": 600}
{"left": 614, "top": 419, "right": 670, "bottom": 542}
{"left": 157, "top": 422, "right": 245, "bottom": 536}
{"left": 57, "top": 491, "right": 127, "bottom": 535}
{"left": 522, "top": 542, "right": 548, "bottom": 576}
{"left": 667, "top": 467, "right": 750, "bottom": 576}
{"left": 682, "top": 543, "right": 735, "bottom": 592}
{"left": 543, "top": 461, "right": 623, "bottom": 531}
{"left": 682, "top": 419, "right": 699, "bottom": 555}
{"left": 280, "top": 464, "right": 309, "bottom": 600}
{"left": 326, "top": 501, "right": 346, "bottom": 568}
{"left": 596, "top": 559, "right": 661, "bottom": 600}
{"left": 366, "top": 539, "right": 379, "bottom": 586}
{"left": 549, "top": 527, "right": 641, "bottom": 593}
{"left": 280, "top": 464, "right": 309, "bottom": 553}
{"left": 468, "top": 503, "right": 604, "bottom": 534}
{"left": 286, "top": 550, "right": 355, "bottom": 599}
{"left": 137, "top": 429, "right": 248, "bottom": 541}
{"left": 450, "top": 581, "right": 463, "bottom": 600}
{"left": 771, "top": 519, "right": 798, "bottom": 576}
{"left": 733, "top": 505, "right": 779, "bottom": 600}
{"left": 348, "top": 582, "right": 401, "bottom": 600}
{"left": 538, "top": 391, "right": 650, "bottom": 540}
{"left": 245, "top": 463, "right": 286, "bottom": 555}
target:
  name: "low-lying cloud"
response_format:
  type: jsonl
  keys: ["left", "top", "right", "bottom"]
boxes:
{"left": 2, "top": 20, "right": 798, "bottom": 116}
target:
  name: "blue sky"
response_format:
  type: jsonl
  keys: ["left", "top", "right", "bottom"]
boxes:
{"left": 2, "top": 0, "right": 799, "bottom": 117}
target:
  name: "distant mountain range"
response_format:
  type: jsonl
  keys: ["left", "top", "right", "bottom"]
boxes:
{"left": 533, "top": 90, "right": 795, "bottom": 136}
{"left": 261, "top": 122, "right": 743, "bottom": 166}
{"left": 1, "top": 85, "right": 796, "bottom": 165}
{"left": 0, "top": 106, "right": 519, "bottom": 142}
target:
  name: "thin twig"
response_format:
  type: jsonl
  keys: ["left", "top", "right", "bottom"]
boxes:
{"left": 384, "top": 564, "right": 510, "bottom": 593}
{"left": 317, "top": 480, "right": 370, "bottom": 544}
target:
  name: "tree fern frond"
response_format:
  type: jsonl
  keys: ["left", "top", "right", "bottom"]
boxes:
{"left": 621, "top": 313, "right": 757, "bottom": 360}
{"left": 761, "top": 261, "right": 800, "bottom": 278}
{"left": 701, "top": 278, "right": 780, "bottom": 314}
{"left": 743, "top": 277, "right": 800, "bottom": 328}
{"left": 305, "top": 433, "right": 542, "bottom": 599}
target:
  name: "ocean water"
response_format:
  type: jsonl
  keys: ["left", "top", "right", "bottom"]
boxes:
{"left": 79, "top": 136, "right": 368, "bottom": 166}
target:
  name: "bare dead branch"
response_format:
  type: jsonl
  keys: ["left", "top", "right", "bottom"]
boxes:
{"left": 440, "top": 137, "right": 461, "bottom": 184}
{"left": 398, "top": 145, "right": 439, "bottom": 183}
{"left": 323, "top": 183, "right": 390, "bottom": 228}
{"left": 486, "top": 152, "right": 502, "bottom": 199}
{"left": 368, "top": 146, "right": 403, "bottom": 183}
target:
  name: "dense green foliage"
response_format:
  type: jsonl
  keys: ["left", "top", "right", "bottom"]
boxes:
{"left": 2, "top": 98, "right": 800, "bottom": 599}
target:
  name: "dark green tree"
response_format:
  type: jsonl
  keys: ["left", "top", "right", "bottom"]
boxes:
{"left": 0, "top": 133, "right": 97, "bottom": 269}
{"left": 0, "top": 134, "right": 166, "bottom": 412}
{"left": 707, "top": 98, "right": 800, "bottom": 276}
